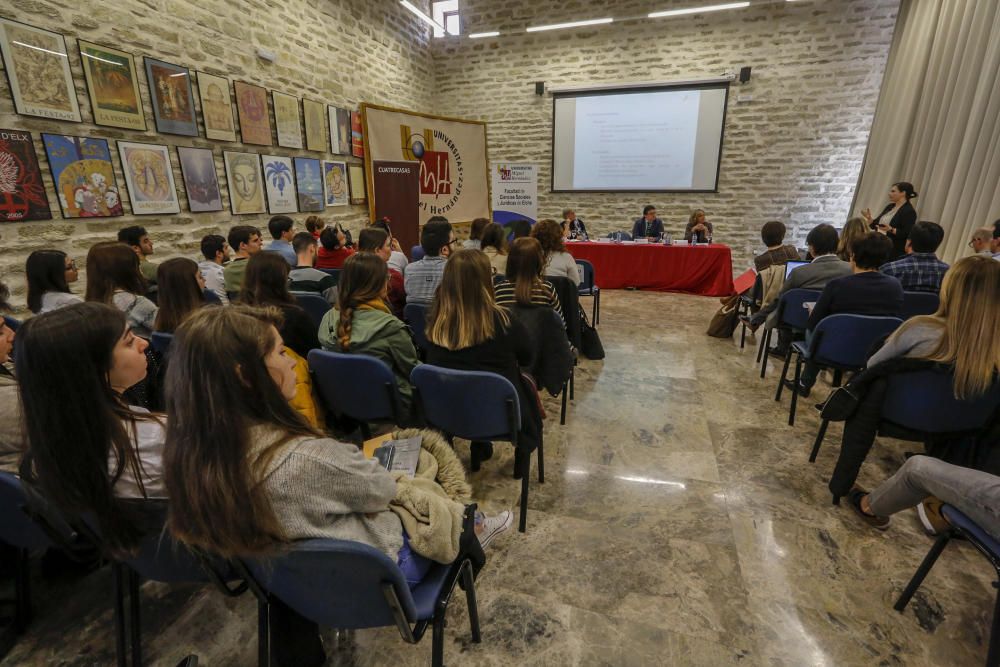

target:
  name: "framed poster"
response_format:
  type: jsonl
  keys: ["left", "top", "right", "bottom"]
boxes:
{"left": 144, "top": 57, "right": 198, "bottom": 136}
{"left": 117, "top": 141, "right": 180, "bottom": 215}
{"left": 223, "top": 151, "right": 265, "bottom": 215}
{"left": 41, "top": 133, "right": 124, "bottom": 218}
{"left": 234, "top": 81, "right": 272, "bottom": 146}
{"left": 0, "top": 129, "right": 52, "bottom": 222}
{"left": 328, "top": 106, "right": 341, "bottom": 154}
{"left": 262, "top": 154, "right": 297, "bottom": 214}
{"left": 77, "top": 40, "right": 145, "bottom": 130}
{"left": 293, "top": 157, "right": 324, "bottom": 212}
{"left": 176, "top": 146, "right": 223, "bottom": 212}
{"left": 351, "top": 111, "right": 364, "bottom": 158}
{"left": 272, "top": 91, "right": 302, "bottom": 149}
{"left": 196, "top": 72, "right": 236, "bottom": 142}
{"left": 303, "top": 99, "right": 326, "bottom": 152}
{"left": 0, "top": 19, "right": 81, "bottom": 122}
{"left": 322, "top": 160, "right": 348, "bottom": 207}
{"left": 348, "top": 162, "right": 367, "bottom": 206}
{"left": 336, "top": 108, "right": 352, "bottom": 156}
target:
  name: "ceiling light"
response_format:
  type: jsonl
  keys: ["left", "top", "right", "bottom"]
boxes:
{"left": 526, "top": 17, "right": 614, "bottom": 33}
{"left": 400, "top": 0, "right": 447, "bottom": 33}
{"left": 648, "top": 2, "right": 750, "bottom": 19}
{"left": 469, "top": 31, "right": 500, "bottom": 38}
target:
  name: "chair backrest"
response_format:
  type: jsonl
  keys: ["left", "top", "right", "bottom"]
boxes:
{"left": 3, "top": 315, "right": 21, "bottom": 332}
{"left": 575, "top": 259, "right": 595, "bottom": 290}
{"left": 775, "top": 288, "right": 822, "bottom": 330}
{"left": 203, "top": 289, "right": 222, "bottom": 305}
{"left": 308, "top": 349, "right": 402, "bottom": 423}
{"left": 0, "top": 472, "right": 56, "bottom": 551}
{"left": 410, "top": 245, "right": 425, "bottom": 261}
{"left": 410, "top": 365, "right": 520, "bottom": 442}
{"left": 809, "top": 314, "right": 903, "bottom": 368}
{"left": 291, "top": 291, "right": 332, "bottom": 329}
{"left": 607, "top": 231, "right": 632, "bottom": 241}
{"left": 900, "top": 291, "right": 939, "bottom": 319}
{"left": 403, "top": 303, "right": 429, "bottom": 352}
{"left": 883, "top": 369, "right": 1000, "bottom": 434}
{"left": 317, "top": 268, "right": 341, "bottom": 283}
{"left": 150, "top": 331, "right": 174, "bottom": 355}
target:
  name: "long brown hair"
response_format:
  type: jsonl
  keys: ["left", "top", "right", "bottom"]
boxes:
{"left": 427, "top": 249, "right": 508, "bottom": 350}
{"left": 531, "top": 218, "right": 566, "bottom": 258}
{"left": 480, "top": 223, "right": 507, "bottom": 255}
{"left": 893, "top": 255, "right": 1000, "bottom": 399}
{"left": 505, "top": 237, "right": 546, "bottom": 305}
{"left": 336, "top": 252, "right": 389, "bottom": 350}
{"left": 154, "top": 258, "right": 205, "bottom": 332}
{"left": 240, "top": 252, "right": 294, "bottom": 307}
{"left": 85, "top": 242, "right": 146, "bottom": 303}
{"left": 163, "top": 306, "right": 318, "bottom": 558}
{"left": 837, "top": 217, "right": 868, "bottom": 260}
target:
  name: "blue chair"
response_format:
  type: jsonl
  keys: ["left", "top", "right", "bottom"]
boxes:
{"left": 202, "top": 289, "right": 222, "bottom": 305}
{"left": 575, "top": 259, "right": 600, "bottom": 325}
{"left": 411, "top": 245, "right": 426, "bottom": 261}
{"left": 779, "top": 314, "right": 902, "bottom": 426}
{"left": 316, "top": 268, "right": 341, "bottom": 282}
{"left": 404, "top": 303, "right": 429, "bottom": 355}
{"left": 410, "top": 365, "right": 537, "bottom": 532}
{"left": 2, "top": 316, "right": 20, "bottom": 332}
{"left": 900, "top": 291, "right": 939, "bottom": 319}
{"left": 238, "top": 537, "right": 481, "bottom": 667}
{"left": 308, "top": 350, "right": 405, "bottom": 438}
{"left": 150, "top": 332, "right": 174, "bottom": 355}
{"left": 895, "top": 504, "right": 1000, "bottom": 666}
{"left": 758, "top": 289, "right": 821, "bottom": 379}
{"left": 290, "top": 291, "right": 332, "bottom": 330}
{"left": 607, "top": 231, "right": 631, "bottom": 241}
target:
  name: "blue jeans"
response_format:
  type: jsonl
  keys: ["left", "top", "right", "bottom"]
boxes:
{"left": 397, "top": 531, "right": 433, "bottom": 586}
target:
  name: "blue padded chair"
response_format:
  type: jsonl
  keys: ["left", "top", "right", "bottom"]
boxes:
{"left": 404, "top": 303, "right": 429, "bottom": 355}
{"left": 410, "top": 365, "right": 537, "bottom": 532}
{"left": 411, "top": 245, "right": 426, "bottom": 261}
{"left": 2, "top": 316, "right": 20, "bottom": 332}
{"left": 895, "top": 504, "right": 1000, "bottom": 667}
{"left": 778, "top": 314, "right": 902, "bottom": 426}
{"left": 291, "top": 291, "right": 332, "bottom": 330}
{"left": 308, "top": 350, "right": 405, "bottom": 439}
{"left": 316, "top": 268, "right": 341, "bottom": 282}
{"left": 575, "top": 259, "right": 600, "bottom": 325}
{"left": 202, "top": 289, "right": 222, "bottom": 305}
{"left": 150, "top": 332, "right": 174, "bottom": 356}
{"left": 238, "top": 537, "right": 480, "bottom": 667}
{"left": 758, "top": 288, "right": 821, "bottom": 379}
{"left": 607, "top": 231, "right": 631, "bottom": 241}
{"left": 900, "top": 291, "right": 939, "bottom": 319}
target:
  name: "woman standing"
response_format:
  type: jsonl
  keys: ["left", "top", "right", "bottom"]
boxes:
{"left": 862, "top": 181, "right": 918, "bottom": 260}
{"left": 25, "top": 250, "right": 83, "bottom": 314}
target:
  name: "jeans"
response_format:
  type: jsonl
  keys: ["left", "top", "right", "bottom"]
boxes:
{"left": 397, "top": 531, "right": 432, "bottom": 586}
{"left": 868, "top": 455, "right": 1000, "bottom": 541}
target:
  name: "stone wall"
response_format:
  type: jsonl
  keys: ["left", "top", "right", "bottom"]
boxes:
{"left": 432, "top": 0, "right": 900, "bottom": 267}
{"left": 0, "top": 0, "right": 435, "bottom": 305}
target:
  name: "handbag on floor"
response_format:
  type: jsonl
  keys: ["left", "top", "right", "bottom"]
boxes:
{"left": 706, "top": 294, "right": 740, "bottom": 338}
{"left": 579, "top": 308, "right": 605, "bottom": 360}
{"left": 819, "top": 385, "right": 861, "bottom": 421}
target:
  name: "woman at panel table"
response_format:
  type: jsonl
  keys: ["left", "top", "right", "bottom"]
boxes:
{"left": 861, "top": 181, "right": 918, "bottom": 261}
{"left": 684, "top": 209, "right": 713, "bottom": 243}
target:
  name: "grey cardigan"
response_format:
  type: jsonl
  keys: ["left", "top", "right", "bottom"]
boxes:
{"left": 0, "top": 371, "right": 20, "bottom": 473}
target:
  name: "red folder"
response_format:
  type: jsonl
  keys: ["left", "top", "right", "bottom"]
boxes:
{"left": 733, "top": 268, "right": 756, "bottom": 294}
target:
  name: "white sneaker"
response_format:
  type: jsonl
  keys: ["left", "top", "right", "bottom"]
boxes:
{"left": 477, "top": 510, "right": 513, "bottom": 549}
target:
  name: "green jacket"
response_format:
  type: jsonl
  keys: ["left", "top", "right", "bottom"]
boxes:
{"left": 318, "top": 307, "right": 420, "bottom": 415}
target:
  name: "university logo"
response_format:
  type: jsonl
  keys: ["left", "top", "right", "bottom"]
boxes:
{"left": 400, "top": 124, "right": 464, "bottom": 215}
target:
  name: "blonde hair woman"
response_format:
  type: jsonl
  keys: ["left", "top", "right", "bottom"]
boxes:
{"left": 837, "top": 216, "right": 868, "bottom": 262}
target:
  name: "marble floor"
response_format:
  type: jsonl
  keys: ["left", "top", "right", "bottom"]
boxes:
{"left": 2, "top": 290, "right": 995, "bottom": 666}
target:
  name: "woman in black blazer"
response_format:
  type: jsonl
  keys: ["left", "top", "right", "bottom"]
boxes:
{"left": 862, "top": 181, "right": 918, "bottom": 260}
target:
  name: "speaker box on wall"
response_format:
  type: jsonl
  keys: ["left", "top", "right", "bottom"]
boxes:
{"left": 739, "top": 67, "right": 752, "bottom": 84}
{"left": 535, "top": 82, "right": 545, "bottom": 96}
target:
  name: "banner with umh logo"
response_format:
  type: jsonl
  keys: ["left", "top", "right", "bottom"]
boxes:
{"left": 361, "top": 104, "right": 491, "bottom": 225}
{"left": 491, "top": 163, "right": 538, "bottom": 226}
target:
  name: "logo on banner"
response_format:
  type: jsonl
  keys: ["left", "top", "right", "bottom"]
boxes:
{"left": 400, "top": 124, "right": 464, "bottom": 215}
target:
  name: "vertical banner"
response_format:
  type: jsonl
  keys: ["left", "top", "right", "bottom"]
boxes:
{"left": 491, "top": 163, "right": 537, "bottom": 225}
{"left": 372, "top": 160, "right": 420, "bottom": 258}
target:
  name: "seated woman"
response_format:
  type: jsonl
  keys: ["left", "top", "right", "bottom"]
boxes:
{"left": 494, "top": 238, "right": 564, "bottom": 322}
{"left": 154, "top": 258, "right": 207, "bottom": 333}
{"left": 425, "top": 249, "right": 543, "bottom": 476}
{"left": 753, "top": 221, "right": 800, "bottom": 271}
{"left": 86, "top": 242, "right": 158, "bottom": 339}
{"left": 480, "top": 222, "right": 509, "bottom": 275}
{"left": 316, "top": 224, "right": 355, "bottom": 269}
{"left": 828, "top": 255, "right": 1000, "bottom": 503}
{"left": 357, "top": 228, "right": 405, "bottom": 318}
{"left": 532, "top": 219, "right": 581, "bottom": 284}
{"left": 305, "top": 215, "right": 326, "bottom": 241}
{"left": 26, "top": 249, "right": 83, "bottom": 314}
{"left": 15, "top": 302, "right": 164, "bottom": 554}
{"left": 836, "top": 216, "right": 868, "bottom": 262}
{"left": 463, "top": 217, "right": 490, "bottom": 250}
{"left": 318, "top": 253, "right": 420, "bottom": 417}
{"left": 371, "top": 217, "right": 409, "bottom": 274}
{"left": 162, "top": 306, "right": 510, "bottom": 667}
{"left": 685, "top": 209, "right": 713, "bottom": 243}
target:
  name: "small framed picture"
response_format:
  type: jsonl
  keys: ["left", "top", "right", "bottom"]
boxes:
{"left": 176, "top": 146, "right": 224, "bottom": 213}
{"left": 234, "top": 81, "right": 272, "bottom": 146}
{"left": 196, "top": 71, "right": 237, "bottom": 142}
{"left": 293, "top": 157, "right": 324, "bottom": 212}
{"left": 322, "top": 160, "right": 348, "bottom": 207}
{"left": 0, "top": 129, "right": 52, "bottom": 222}
{"left": 303, "top": 98, "right": 326, "bottom": 153}
{"left": 77, "top": 40, "right": 145, "bottom": 130}
{"left": 348, "top": 162, "right": 367, "bottom": 206}
{"left": 0, "top": 19, "right": 81, "bottom": 122}
{"left": 117, "top": 141, "right": 181, "bottom": 215}
{"left": 272, "top": 91, "right": 302, "bottom": 149}
{"left": 262, "top": 154, "right": 298, "bottom": 214}
{"left": 223, "top": 151, "right": 266, "bottom": 215}
{"left": 41, "top": 133, "right": 124, "bottom": 218}
{"left": 144, "top": 57, "right": 198, "bottom": 136}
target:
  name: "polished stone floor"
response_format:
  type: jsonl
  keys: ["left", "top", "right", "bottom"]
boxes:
{"left": 2, "top": 291, "right": 995, "bottom": 666}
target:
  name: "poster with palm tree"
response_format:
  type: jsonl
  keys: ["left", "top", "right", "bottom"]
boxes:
{"left": 262, "top": 154, "right": 297, "bottom": 214}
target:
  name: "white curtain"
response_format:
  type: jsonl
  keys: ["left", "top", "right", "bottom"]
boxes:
{"left": 852, "top": 0, "right": 1000, "bottom": 263}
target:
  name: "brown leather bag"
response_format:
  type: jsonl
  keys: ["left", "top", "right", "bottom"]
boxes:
{"left": 706, "top": 294, "right": 740, "bottom": 338}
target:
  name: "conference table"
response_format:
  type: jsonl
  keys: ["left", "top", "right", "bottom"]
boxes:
{"left": 566, "top": 241, "right": 735, "bottom": 296}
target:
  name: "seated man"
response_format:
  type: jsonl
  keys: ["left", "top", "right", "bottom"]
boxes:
{"left": 631, "top": 205, "right": 664, "bottom": 240}
{"left": 563, "top": 208, "right": 589, "bottom": 241}
{"left": 198, "top": 234, "right": 231, "bottom": 305}
{"left": 754, "top": 221, "right": 801, "bottom": 271}
{"left": 969, "top": 227, "right": 993, "bottom": 256}
{"left": 404, "top": 217, "right": 454, "bottom": 305}
{"left": 289, "top": 232, "right": 338, "bottom": 304}
{"left": 263, "top": 215, "right": 297, "bottom": 266}
{"left": 118, "top": 225, "right": 159, "bottom": 285}
{"left": 879, "top": 221, "right": 949, "bottom": 293}
{"left": 223, "top": 225, "right": 262, "bottom": 295}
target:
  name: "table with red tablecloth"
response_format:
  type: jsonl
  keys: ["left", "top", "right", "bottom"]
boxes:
{"left": 566, "top": 242, "right": 735, "bottom": 296}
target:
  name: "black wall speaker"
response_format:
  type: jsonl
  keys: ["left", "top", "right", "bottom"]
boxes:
{"left": 739, "top": 67, "right": 752, "bottom": 84}
{"left": 535, "top": 81, "right": 545, "bottom": 96}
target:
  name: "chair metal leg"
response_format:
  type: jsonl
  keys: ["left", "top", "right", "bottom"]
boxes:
{"left": 560, "top": 382, "right": 567, "bottom": 426}
{"left": 518, "top": 455, "right": 530, "bottom": 533}
{"left": 113, "top": 563, "right": 128, "bottom": 667}
{"left": 594, "top": 291, "right": 600, "bottom": 325}
{"left": 128, "top": 568, "right": 142, "bottom": 667}
{"left": 756, "top": 328, "right": 767, "bottom": 364}
{"left": 760, "top": 329, "right": 772, "bottom": 379}
{"left": 894, "top": 532, "right": 952, "bottom": 612}
{"left": 739, "top": 321, "right": 747, "bottom": 349}
{"left": 809, "top": 419, "right": 829, "bottom": 462}
{"left": 257, "top": 597, "right": 270, "bottom": 667}
{"left": 431, "top": 614, "right": 445, "bottom": 667}
{"left": 461, "top": 562, "right": 481, "bottom": 644}
{"left": 569, "top": 367, "right": 575, "bottom": 400}
{"left": 775, "top": 347, "right": 794, "bottom": 401}
{"left": 537, "top": 438, "right": 544, "bottom": 484}
{"left": 14, "top": 547, "right": 30, "bottom": 633}
{"left": 789, "top": 357, "right": 802, "bottom": 427}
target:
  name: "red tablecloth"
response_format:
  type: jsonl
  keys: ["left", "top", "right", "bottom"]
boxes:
{"left": 566, "top": 242, "right": 735, "bottom": 296}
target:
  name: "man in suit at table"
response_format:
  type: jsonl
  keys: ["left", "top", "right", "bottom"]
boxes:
{"left": 631, "top": 205, "right": 664, "bottom": 240}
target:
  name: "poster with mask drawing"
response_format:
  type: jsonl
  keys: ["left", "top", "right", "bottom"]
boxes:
{"left": 262, "top": 154, "right": 297, "bottom": 214}
{"left": 223, "top": 150, "right": 265, "bottom": 215}
{"left": 118, "top": 141, "right": 180, "bottom": 215}
{"left": 176, "top": 146, "right": 223, "bottom": 212}
{"left": 41, "top": 133, "right": 123, "bottom": 218}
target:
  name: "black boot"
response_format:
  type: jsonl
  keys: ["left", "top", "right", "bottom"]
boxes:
{"left": 470, "top": 441, "right": 494, "bottom": 472}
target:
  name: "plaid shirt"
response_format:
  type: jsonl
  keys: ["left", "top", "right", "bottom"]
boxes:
{"left": 404, "top": 255, "right": 447, "bottom": 305}
{"left": 880, "top": 253, "right": 949, "bottom": 293}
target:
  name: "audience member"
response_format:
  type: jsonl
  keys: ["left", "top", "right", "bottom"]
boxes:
{"left": 493, "top": 237, "right": 563, "bottom": 322}
{"left": 318, "top": 253, "right": 419, "bottom": 415}
{"left": 316, "top": 224, "right": 355, "bottom": 269}
{"left": 305, "top": 215, "right": 326, "bottom": 241}
{"left": 199, "top": 234, "right": 231, "bottom": 305}
{"left": 508, "top": 218, "right": 532, "bottom": 240}
{"left": 117, "top": 225, "right": 159, "bottom": 284}
{"left": 154, "top": 258, "right": 206, "bottom": 333}
{"left": 288, "top": 232, "right": 337, "bottom": 304}
{"left": 404, "top": 217, "right": 454, "bottom": 305}
{"left": 754, "top": 221, "right": 800, "bottom": 271}
{"left": 425, "top": 249, "right": 542, "bottom": 475}
{"left": 563, "top": 208, "right": 588, "bottom": 240}
{"left": 372, "top": 217, "right": 408, "bottom": 273}
{"left": 969, "top": 227, "right": 993, "bottom": 256}
{"left": 480, "top": 222, "right": 509, "bottom": 275}
{"left": 86, "top": 242, "right": 158, "bottom": 339}
{"left": 837, "top": 217, "right": 868, "bottom": 262}
{"left": 0, "top": 297, "right": 17, "bottom": 472}
{"left": 632, "top": 205, "right": 664, "bottom": 240}
{"left": 25, "top": 249, "right": 82, "bottom": 314}
{"left": 463, "top": 217, "right": 490, "bottom": 250}
{"left": 862, "top": 181, "right": 918, "bottom": 260}
{"left": 264, "top": 215, "right": 297, "bottom": 266}
{"left": 993, "top": 219, "right": 1000, "bottom": 260}
{"left": 683, "top": 209, "right": 712, "bottom": 243}
{"left": 532, "top": 219, "right": 581, "bottom": 284}
{"left": 224, "top": 225, "right": 263, "bottom": 294}
{"left": 358, "top": 228, "right": 405, "bottom": 318}
{"left": 879, "top": 221, "right": 949, "bottom": 293}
